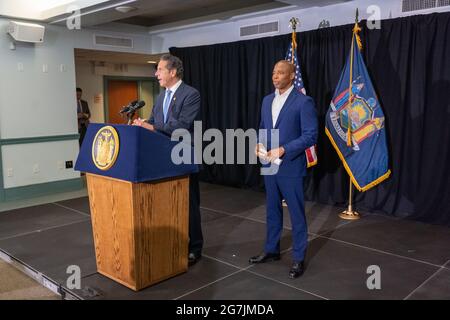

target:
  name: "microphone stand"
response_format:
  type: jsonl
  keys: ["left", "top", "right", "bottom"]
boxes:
{"left": 122, "top": 102, "right": 144, "bottom": 125}
{"left": 126, "top": 110, "right": 136, "bottom": 125}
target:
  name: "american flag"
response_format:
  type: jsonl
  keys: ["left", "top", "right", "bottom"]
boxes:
{"left": 285, "top": 42, "right": 306, "bottom": 95}
{"left": 285, "top": 39, "right": 318, "bottom": 168}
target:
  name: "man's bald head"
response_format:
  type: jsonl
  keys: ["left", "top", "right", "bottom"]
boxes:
{"left": 275, "top": 60, "right": 295, "bottom": 74}
{"left": 272, "top": 60, "right": 295, "bottom": 94}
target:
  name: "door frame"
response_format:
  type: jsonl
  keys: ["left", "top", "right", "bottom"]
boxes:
{"left": 103, "top": 76, "right": 160, "bottom": 123}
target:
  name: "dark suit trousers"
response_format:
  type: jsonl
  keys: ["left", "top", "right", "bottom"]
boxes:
{"left": 78, "top": 125, "right": 87, "bottom": 147}
{"left": 264, "top": 175, "right": 307, "bottom": 262}
{"left": 189, "top": 173, "right": 203, "bottom": 254}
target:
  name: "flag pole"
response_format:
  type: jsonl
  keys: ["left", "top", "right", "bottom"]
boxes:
{"left": 283, "top": 17, "right": 300, "bottom": 208}
{"left": 339, "top": 8, "right": 361, "bottom": 221}
{"left": 289, "top": 17, "right": 299, "bottom": 59}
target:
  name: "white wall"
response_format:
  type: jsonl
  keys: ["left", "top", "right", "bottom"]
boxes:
{"left": 75, "top": 60, "right": 155, "bottom": 123}
{"left": 0, "top": 20, "right": 81, "bottom": 189}
{"left": 2, "top": 140, "right": 80, "bottom": 188}
{"left": 149, "top": 0, "right": 450, "bottom": 53}
{"left": 0, "top": 17, "right": 153, "bottom": 190}
{"left": 0, "top": 23, "right": 78, "bottom": 139}
{"left": 75, "top": 61, "right": 103, "bottom": 123}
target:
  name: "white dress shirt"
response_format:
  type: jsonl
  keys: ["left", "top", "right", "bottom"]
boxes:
{"left": 272, "top": 85, "right": 294, "bottom": 128}
{"left": 166, "top": 79, "right": 183, "bottom": 96}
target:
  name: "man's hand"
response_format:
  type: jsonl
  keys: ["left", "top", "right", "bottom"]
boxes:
{"left": 255, "top": 143, "right": 264, "bottom": 156}
{"left": 266, "top": 147, "right": 285, "bottom": 163}
{"left": 256, "top": 143, "right": 269, "bottom": 161}
{"left": 132, "top": 118, "right": 154, "bottom": 131}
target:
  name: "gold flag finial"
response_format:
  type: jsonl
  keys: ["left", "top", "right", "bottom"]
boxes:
{"left": 353, "top": 8, "right": 362, "bottom": 50}
{"left": 288, "top": 17, "right": 300, "bottom": 59}
{"left": 289, "top": 17, "right": 299, "bottom": 31}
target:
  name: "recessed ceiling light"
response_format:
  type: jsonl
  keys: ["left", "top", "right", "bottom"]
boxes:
{"left": 147, "top": 60, "right": 157, "bottom": 64}
{"left": 115, "top": 6, "right": 137, "bottom": 13}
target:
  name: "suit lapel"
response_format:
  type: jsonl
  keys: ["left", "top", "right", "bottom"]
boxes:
{"left": 274, "top": 90, "right": 296, "bottom": 129}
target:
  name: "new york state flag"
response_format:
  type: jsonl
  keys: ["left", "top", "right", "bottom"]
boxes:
{"left": 325, "top": 24, "right": 391, "bottom": 191}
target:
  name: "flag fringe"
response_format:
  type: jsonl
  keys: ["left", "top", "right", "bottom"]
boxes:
{"left": 325, "top": 127, "right": 391, "bottom": 192}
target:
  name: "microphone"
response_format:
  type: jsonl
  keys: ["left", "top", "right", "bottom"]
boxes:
{"left": 119, "top": 100, "right": 138, "bottom": 114}
{"left": 127, "top": 100, "right": 145, "bottom": 113}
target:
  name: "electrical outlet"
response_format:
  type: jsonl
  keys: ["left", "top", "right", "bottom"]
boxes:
{"left": 33, "top": 164, "right": 40, "bottom": 174}
{"left": 65, "top": 161, "right": 73, "bottom": 169}
{"left": 7, "top": 168, "right": 13, "bottom": 177}
{"left": 57, "top": 161, "right": 64, "bottom": 170}
{"left": 42, "top": 64, "right": 48, "bottom": 73}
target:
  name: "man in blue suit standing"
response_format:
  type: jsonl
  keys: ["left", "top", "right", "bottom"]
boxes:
{"left": 133, "top": 54, "right": 203, "bottom": 266}
{"left": 249, "top": 60, "right": 318, "bottom": 278}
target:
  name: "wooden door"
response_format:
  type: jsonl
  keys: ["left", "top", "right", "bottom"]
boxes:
{"left": 107, "top": 80, "right": 138, "bottom": 124}
{"left": 139, "top": 80, "right": 154, "bottom": 120}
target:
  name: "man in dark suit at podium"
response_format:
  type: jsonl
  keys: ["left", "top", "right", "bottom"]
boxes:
{"left": 133, "top": 54, "right": 203, "bottom": 266}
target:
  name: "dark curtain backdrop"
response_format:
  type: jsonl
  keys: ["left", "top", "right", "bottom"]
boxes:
{"left": 170, "top": 12, "right": 450, "bottom": 226}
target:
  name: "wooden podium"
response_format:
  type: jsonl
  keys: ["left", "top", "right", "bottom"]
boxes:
{"left": 75, "top": 124, "right": 198, "bottom": 291}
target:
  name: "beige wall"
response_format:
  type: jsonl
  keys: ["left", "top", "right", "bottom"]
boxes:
{"left": 75, "top": 60, "right": 155, "bottom": 123}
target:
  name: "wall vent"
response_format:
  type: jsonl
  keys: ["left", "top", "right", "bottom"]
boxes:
{"left": 402, "top": 0, "right": 450, "bottom": 12}
{"left": 94, "top": 34, "right": 133, "bottom": 48}
{"left": 240, "top": 21, "right": 279, "bottom": 37}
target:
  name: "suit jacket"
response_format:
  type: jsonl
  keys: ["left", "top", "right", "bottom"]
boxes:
{"left": 259, "top": 89, "right": 318, "bottom": 177}
{"left": 77, "top": 99, "right": 90, "bottom": 128}
{"left": 149, "top": 82, "right": 201, "bottom": 137}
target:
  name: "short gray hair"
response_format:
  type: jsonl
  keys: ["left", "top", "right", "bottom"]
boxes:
{"left": 159, "top": 54, "right": 184, "bottom": 79}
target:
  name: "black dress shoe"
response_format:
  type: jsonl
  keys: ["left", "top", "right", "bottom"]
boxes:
{"left": 249, "top": 252, "right": 280, "bottom": 264}
{"left": 289, "top": 261, "right": 305, "bottom": 279}
{"left": 188, "top": 252, "right": 201, "bottom": 266}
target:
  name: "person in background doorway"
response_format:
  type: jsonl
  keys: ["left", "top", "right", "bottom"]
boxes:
{"left": 76, "top": 87, "right": 91, "bottom": 146}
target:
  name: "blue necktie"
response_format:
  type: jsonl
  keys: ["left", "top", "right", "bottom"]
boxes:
{"left": 163, "top": 89, "right": 172, "bottom": 123}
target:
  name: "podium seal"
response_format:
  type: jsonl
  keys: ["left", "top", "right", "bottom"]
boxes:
{"left": 92, "top": 126, "right": 120, "bottom": 170}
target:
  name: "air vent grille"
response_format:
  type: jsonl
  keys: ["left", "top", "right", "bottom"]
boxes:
{"left": 94, "top": 34, "right": 133, "bottom": 48}
{"left": 240, "top": 21, "right": 278, "bottom": 37}
{"left": 402, "top": 0, "right": 449, "bottom": 12}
